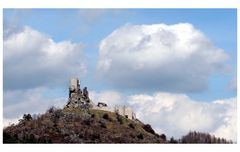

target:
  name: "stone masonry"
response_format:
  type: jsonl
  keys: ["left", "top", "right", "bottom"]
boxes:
{"left": 66, "top": 78, "right": 136, "bottom": 120}
{"left": 66, "top": 78, "right": 94, "bottom": 109}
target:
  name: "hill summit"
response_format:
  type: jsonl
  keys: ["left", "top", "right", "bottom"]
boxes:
{"left": 3, "top": 107, "right": 165, "bottom": 143}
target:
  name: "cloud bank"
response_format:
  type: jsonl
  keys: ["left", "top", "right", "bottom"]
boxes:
{"left": 97, "top": 23, "right": 229, "bottom": 92}
{"left": 3, "top": 25, "right": 86, "bottom": 127}
{"left": 3, "top": 88, "right": 67, "bottom": 120}
{"left": 4, "top": 26, "right": 87, "bottom": 90}
{"left": 90, "top": 91, "right": 236, "bottom": 141}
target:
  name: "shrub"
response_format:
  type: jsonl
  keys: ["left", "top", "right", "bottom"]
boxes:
{"left": 143, "top": 124, "right": 155, "bottom": 135}
{"left": 103, "top": 113, "right": 109, "bottom": 119}
{"left": 116, "top": 113, "right": 123, "bottom": 124}
{"left": 137, "top": 134, "right": 144, "bottom": 140}
{"left": 99, "top": 120, "right": 107, "bottom": 128}
{"left": 3, "top": 132, "right": 18, "bottom": 143}
{"left": 128, "top": 123, "right": 135, "bottom": 129}
{"left": 53, "top": 110, "right": 64, "bottom": 118}
{"left": 100, "top": 123, "right": 106, "bottom": 128}
{"left": 23, "top": 114, "right": 32, "bottom": 121}
{"left": 160, "top": 134, "right": 167, "bottom": 141}
{"left": 169, "top": 137, "right": 178, "bottom": 143}
{"left": 24, "top": 134, "right": 37, "bottom": 143}
{"left": 83, "top": 119, "right": 91, "bottom": 125}
{"left": 47, "top": 106, "right": 56, "bottom": 113}
{"left": 103, "top": 113, "right": 111, "bottom": 121}
{"left": 19, "top": 114, "right": 32, "bottom": 123}
{"left": 51, "top": 109, "right": 64, "bottom": 125}
{"left": 91, "top": 133, "right": 100, "bottom": 140}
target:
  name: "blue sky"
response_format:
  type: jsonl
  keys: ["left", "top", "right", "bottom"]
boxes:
{"left": 4, "top": 9, "right": 236, "bottom": 101}
{"left": 3, "top": 9, "right": 237, "bottom": 140}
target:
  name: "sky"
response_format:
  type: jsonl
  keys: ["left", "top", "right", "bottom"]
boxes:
{"left": 3, "top": 9, "right": 237, "bottom": 141}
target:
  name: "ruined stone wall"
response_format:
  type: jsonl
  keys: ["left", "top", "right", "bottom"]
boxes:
{"left": 114, "top": 105, "right": 136, "bottom": 120}
{"left": 66, "top": 78, "right": 136, "bottom": 120}
{"left": 124, "top": 107, "right": 136, "bottom": 120}
{"left": 92, "top": 104, "right": 136, "bottom": 120}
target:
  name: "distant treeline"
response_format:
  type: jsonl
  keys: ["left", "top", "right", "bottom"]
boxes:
{"left": 168, "top": 131, "right": 233, "bottom": 144}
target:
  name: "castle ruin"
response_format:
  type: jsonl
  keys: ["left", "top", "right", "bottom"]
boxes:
{"left": 66, "top": 78, "right": 94, "bottom": 109}
{"left": 66, "top": 78, "right": 136, "bottom": 120}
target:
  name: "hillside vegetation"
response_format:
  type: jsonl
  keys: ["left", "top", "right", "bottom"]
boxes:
{"left": 3, "top": 106, "right": 233, "bottom": 143}
{"left": 3, "top": 107, "right": 165, "bottom": 143}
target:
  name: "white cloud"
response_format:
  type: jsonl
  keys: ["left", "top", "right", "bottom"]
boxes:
{"left": 212, "top": 98, "right": 237, "bottom": 141}
{"left": 90, "top": 90, "right": 128, "bottom": 107}
{"left": 3, "top": 118, "right": 20, "bottom": 128}
{"left": 97, "top": 23, "right": 229, "bottom": 92}
{"left": 130, "top": 93, "right": 236, "bottom": 141}
{"left": 3, "top": 88, "right": 67, "bottom": 120}
{"left": 91, "top": 90, "right": 237, "bottom": 141}
{"left": 3, "top": 9, "right": 32, "bottom": 39}
{"left": 3, "top": 26, "right": 87, "bottom": 90}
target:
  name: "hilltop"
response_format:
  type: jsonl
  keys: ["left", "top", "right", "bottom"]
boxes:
{"left": 3, "top": 107, "right": 166, "bottom": 143}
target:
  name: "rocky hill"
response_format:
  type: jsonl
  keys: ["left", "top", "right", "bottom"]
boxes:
{"left": 3, "top": 107, "right": 166, "bottom": 143}
{"left": 3, "top": 106, "right": 234, "bottom": 144}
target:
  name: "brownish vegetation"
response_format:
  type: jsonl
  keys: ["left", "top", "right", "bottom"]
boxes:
{"left": 3, "top": 106, "right": 233, "bottom": 144}
{"left": 3, "top": 107, "right": 165, "bottom": 143}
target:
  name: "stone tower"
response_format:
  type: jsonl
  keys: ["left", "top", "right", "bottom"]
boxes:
{"left": 66, "top": 78, "right": 93, "bottom": 109}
